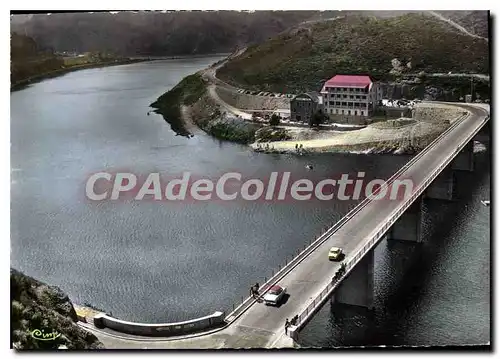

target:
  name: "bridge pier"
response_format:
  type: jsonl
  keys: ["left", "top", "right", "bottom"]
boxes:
{"left": 334, "top": 249, "right": 374, "bottom": 309}
{"left": 425, "top": 168, "right": 455, "bottom": 201}
{"left": 452, "top": 141, "right": 474, "bottom": 172}
{"left": 388, "top": 196, "right": 423, "bottom": 242}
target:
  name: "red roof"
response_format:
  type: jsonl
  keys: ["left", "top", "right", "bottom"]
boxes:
{"left": 324, "top": 75, "right": 372, "bottom": 88}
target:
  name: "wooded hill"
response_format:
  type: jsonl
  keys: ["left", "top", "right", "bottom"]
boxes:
{"left": 216, "top": 13, "right": 489, "bottom": 94}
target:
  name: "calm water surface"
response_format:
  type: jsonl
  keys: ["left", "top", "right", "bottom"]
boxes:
{"left": 10, "top": 58, "right": 490, "bottom": 346}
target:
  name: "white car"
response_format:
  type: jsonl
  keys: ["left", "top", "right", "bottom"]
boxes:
{"left": 263, "top": 285, "right": 287, "bottom": 306}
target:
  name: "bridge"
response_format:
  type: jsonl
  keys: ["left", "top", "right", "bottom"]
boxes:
{"left": 82, "top": 102, "right": 489, "bottom": 349}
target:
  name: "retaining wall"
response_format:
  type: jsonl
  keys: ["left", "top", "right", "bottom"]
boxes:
{"left": 93, "top": 311, "right": 225, "bottom": 337}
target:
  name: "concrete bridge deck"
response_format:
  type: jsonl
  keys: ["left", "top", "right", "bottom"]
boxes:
{"left": 83, "top": 102, "right": 489, "bottom": 349}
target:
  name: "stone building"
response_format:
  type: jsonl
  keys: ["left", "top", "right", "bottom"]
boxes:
{"left": 290, "top": 92, "right": 323, "bottom": 125}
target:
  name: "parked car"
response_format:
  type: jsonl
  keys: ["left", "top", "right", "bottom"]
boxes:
{"left": 263, "top": 285, "right": 287, "bottom": 306}
{"left": 328, "top": 247, "right": 343, "bottom": 261}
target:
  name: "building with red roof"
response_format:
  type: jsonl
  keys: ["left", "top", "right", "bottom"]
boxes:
{"left": 320, "top": 74, "right": 382, "bottom": 118}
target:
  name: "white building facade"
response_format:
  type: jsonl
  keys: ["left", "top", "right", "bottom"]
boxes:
{"left": 320, "top": 75, "right": 382, "bottom": 117}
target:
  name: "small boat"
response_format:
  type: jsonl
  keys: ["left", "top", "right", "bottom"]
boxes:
{"left": 481, "top": 200, "right": 490, "bottom": 206}
{"left": 306, "top": 164, "right": 313, "bottom": 170}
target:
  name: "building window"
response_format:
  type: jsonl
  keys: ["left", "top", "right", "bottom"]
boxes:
{"left": 341, "top": 110, "right": 344, "bottom": 115}
{"left": 336, "top": 109, "right": 339, "bottom": 114}
{"left": 348, "top": 110, "right": 351, "bottom": 115}
{"left": 361, "top": 111, "right": 364, "bottom": 116}
{"left": 354, "top": 110, "right": 357, "bottom": 116}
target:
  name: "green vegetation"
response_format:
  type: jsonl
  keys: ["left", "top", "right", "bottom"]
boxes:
{"left": 435, "top": 10, "right": 489, "bottom": 38}
{"left": 311, "top": 111, "right": 328, "bottom": 126}
{"left": 151, "top": 74, "right": 260, "bottom": 143}
{"left": 202, "top": 109, "right": 259, "bottom": 144}
{"left": 255, "top": 127, "right": 292, "bottom": 142}
{"left": 10, "top": 33, "right": 64, "bottom": 86}
{"left": 11, "top": 11, "right": 341, "bottom": 56}
{"left": 151, "top": 73, "right": 207, "bottom": 121}
{"left": 11, "top": 269, "right": 104, "bottom": 350}
{"left": 269, "top": 114, "right": 280, "bottom": 126}
{"left": 10, "top": 33, "right": 139, "bottom": 90}
{"left": 217, "top": 13, "right": 489, "bottom": 94}
{"left": 207, "top": 121, "right": 259, "bottom": 144}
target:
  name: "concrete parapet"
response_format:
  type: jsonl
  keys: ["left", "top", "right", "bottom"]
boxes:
{"left": 388, "top": 196, "right": 423, "bottom": 242}
{"left": 334, "top": 249, "right": 374, "bottom": 309}
{"left": 288, "top": 326, "right": 299, "bottom": 341}
{"left": 93, "top": 311, "right": 225, "bottom": 337}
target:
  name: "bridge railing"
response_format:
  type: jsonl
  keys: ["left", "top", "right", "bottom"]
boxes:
{"left": 294, "top": 108, "right": 489, "bottom": 329}
{"left": 228, "top": 107, "right": 487, "bottom": 329}
{"left": 224, "top": 158, "right": 411, "bottom": 322}
{"left": 226, "top": 111, "right": 469, "bottom": 324}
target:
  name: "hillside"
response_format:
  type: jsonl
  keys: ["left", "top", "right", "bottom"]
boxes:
{"left": 11, "top": 269, "right": 104, "bottom": 350}
{"left": 10, "top": 11, "right": 342, "bottom": 56}
{"left": 10, "top": 32, "right": 139, "bottom": 88}
{"left": 434, "top": 10, "right": 489, "bottom": 38}
{"left": 10, "top": 33, "right": 65, "bottom": 85}
{"left": 216, "top": 13, "right": 489, "bottom": 94}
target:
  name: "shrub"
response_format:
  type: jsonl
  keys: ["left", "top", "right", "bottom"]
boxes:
{"left": 269, "top": 114, "right": 280, "bottom": 126}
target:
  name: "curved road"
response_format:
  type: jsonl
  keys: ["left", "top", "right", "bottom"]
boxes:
{"left": 82, "top": 102, "right": 489, "bottom": 349}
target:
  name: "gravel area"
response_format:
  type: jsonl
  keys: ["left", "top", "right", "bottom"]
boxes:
{"left": 250, "top": 103, "right": 466, "bottom": 154}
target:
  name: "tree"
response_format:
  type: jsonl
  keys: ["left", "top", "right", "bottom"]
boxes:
{"left": 269, "top": 113, "right": 280, "bottom": 126}
{"left": 310, "top": 110, "right": 326, "bottom": 127}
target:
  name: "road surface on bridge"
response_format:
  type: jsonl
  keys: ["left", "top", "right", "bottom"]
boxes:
{"left": 84, "top": 103, "right": 489, "bottom": 349}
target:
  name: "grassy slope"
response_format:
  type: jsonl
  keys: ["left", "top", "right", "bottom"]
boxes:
{"left": 151, "top": 72, "right": 207, "bottom": 120}
{"left": 217, "top": 13, "right": 489, "bottom": 93}
{"left": 151, "top": 73, "right": 260, "bottom": 143}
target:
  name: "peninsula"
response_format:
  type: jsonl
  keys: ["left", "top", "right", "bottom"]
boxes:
{"left": 151, "top": 12, "right": 489, "bottom": 155}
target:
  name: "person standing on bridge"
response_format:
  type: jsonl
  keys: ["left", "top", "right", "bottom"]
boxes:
{"left": 285, "top": 318, "right": 290, "bottom": 334}
{"left": 250, "top": 283, "right": 260, "bottom": 299}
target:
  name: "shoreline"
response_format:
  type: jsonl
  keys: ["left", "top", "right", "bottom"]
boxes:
{"left": 148, "top": 53, "right": 475, "bottom": 156}
{"left": 10, "top": 58, "right": 150, "bottom": 92}
{"left": 130, "top": 52, "right": 231, "bottom": 61}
